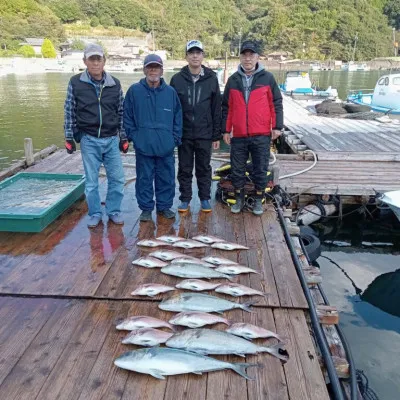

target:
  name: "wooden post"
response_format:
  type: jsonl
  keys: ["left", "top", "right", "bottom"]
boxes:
{"left": 24, "top": 138, "right": 34, "bottom": 166}
{"left": 223, "top": 51, "right": 229, "bottom": 84}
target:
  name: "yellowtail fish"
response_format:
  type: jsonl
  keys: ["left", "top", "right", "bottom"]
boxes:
{"left": 175, "top": 279, "right": 221, "bottom": 291}
{"left": 114, "top": 347, "right": 258, "bottom": 379}
{"left": 211, "top": 242, "right": 249, "bottom": 251}
{"left": 202, "top": 256, "right": 239, "bottom": 266}
{"left": 137, "top": 239, "right": 170, "bottom": 247}
{"left": 121, "top": 328, "right": 174, "bottom": 346}
{"left": 171, "top": 257, "right": 214, "bottom": 267}
{"left": 161, "top": 264, "right": 234, "bottom": 281}
{"left": 226, "top": 323, "right": 284, "bottom": 342}
{"left": 131, "top": 256, "right": 169, "bottom": 268}
{"left": 191, "top": 234, "right": 226, "bottom": 244}
{"left": 116, "top": 316, "right": 175, "bottom": 331}
{"left": 169, "top": 312, "right": 231, "bottom": 328}
{"left": 156, "top": 235, "right": 186, "bottom": 244}
{"left": 131, "top": 284, "right": 175, "bottom": 297}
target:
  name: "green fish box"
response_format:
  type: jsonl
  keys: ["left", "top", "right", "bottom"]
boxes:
{"left": 0, "top": 172, "right": 85, "bottom": 233}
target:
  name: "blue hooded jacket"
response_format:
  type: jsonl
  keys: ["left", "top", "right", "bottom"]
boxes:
{"left": 124, "top": 78, "right": 182, "bottom": 157}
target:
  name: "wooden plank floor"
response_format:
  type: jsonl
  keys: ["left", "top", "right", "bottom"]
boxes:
{"left": 0, "top": 150, "right": 333, "bottom": 399}
{"left": 282, "top": 95, "right": 400, "bottom": 153}
{"left": 276, "top": 158, "right": 400, "bottom": 196}
{"left": 0, "top": 298, "right": 329, "bottom": 400}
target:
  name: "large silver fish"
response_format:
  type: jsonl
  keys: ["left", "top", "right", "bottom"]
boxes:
{"left": 171, "top": 257, "right": 214, "bottom": 267}
{"left": 169, "top": 312, "right": 231, "bottom": 328}
{"left": 215, "top": 283, "right": 266, "bottom": 297}
{"left": 114, "top": 347, "right": 258, "bottom": 379}
{"left": 202, "top": 256, "right": 239, "bottom": 266}
{"left": 211, "top": 242, "right": 249, "bottom": 251}
{"left": 191, "top": 234, "right": 226, "bottom": 244}
{"left": 156, "top": 235, "right": 186, "bottom": 244}
{"left": 131, "top": 256, "right": 169, "bottom": 268}
{"left": 175, "top": 279, "right": 221, "bottom": 292}
{"left": 159, "top": 292, "right": 255, "bottom": 313}
{"left": 161, "top": 264, "right": 234, "bottom": 281}
{"left": 121, "top": 328, "right": 174, "bottom": 346}
{"left": 137, "top": 239, "right": 170, "bottom": 248}
{"left": 172, "top": 239, "right": 209, "bottom": 249}
{"left": 130, "top": 284, "right": 175, "bottom": 297}
{"left": 226, "top": 323, "right": 284, "bottom": 342}
{"left": 149, "top": 250, "right": 185, "bottom": 261}
{"left": 215, "top": 265, "right": 259, "bottom": 275}
{"left": 166, "top": 329, "right": 289, "bottom": 361}
{"left": 116, "top": 316, "right": 175, "bottom": 331}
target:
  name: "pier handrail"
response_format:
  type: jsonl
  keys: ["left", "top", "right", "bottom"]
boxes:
{"left": 276, "top": 204, "right": 346, "bottom": 400}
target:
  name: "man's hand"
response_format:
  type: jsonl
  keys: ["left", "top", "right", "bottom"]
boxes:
{"left": 223, "top": 133, "right": 231, "bottom": 145}
{"left": 119, "top": 139, "right": 129, "bottom": 153}
{"left": 271, "top": 129, "right": 282, "bottom": 141}
{"left": 212, "top": 140, "right": 220, "bottom": 150}
{"left": 65, "top": 139, "right": 76, "bottom": 154}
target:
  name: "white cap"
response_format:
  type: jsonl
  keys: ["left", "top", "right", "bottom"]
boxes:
{"left": 186, "top": 40, "right": 204, "bottom": 53}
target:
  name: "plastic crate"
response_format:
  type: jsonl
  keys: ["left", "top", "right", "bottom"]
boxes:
{"left": 0, "top": 172, "right": 85, "bottom": 232}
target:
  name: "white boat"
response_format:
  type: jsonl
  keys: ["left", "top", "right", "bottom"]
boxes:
{"left": 310, "top": 63, "right": 321, "bottom": 71}
{"left": 280, "top": 71, "right": 338, "bottom": 99}
{"left": 341, "top": 61, "right": 370, "bottom": 72}
{"left": 347, "top": 73, "right": 400, "bottom": 114}
{"left": 379, "top": 191, "right": 400, "bottom": 222}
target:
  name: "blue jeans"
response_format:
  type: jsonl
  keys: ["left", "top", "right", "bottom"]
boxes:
{"left": 80, "top": 135, "right": 125, "bottom": 217}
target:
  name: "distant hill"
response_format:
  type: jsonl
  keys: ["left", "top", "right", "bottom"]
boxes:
{"left": 0, "top": 0, "right": 398, "bottom": 60}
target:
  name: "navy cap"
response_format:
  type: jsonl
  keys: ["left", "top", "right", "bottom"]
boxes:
{"left": 144, "top": 54, "right": 163, "bottom": 67}
{"left": 240, "top": 40, "right": 258, "bottom": 54}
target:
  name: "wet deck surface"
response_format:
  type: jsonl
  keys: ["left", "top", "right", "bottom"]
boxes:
{"left": 0, "top": 150, "right": 330, "bottom": 399}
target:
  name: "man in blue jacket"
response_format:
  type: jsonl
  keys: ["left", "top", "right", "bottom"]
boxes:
{"left": 124, "top": 54, "right": 182, "bottom": 222}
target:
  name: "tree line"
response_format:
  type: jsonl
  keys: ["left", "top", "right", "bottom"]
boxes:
{"left": 0, "top": 0, "right": 399, "bottom": 60}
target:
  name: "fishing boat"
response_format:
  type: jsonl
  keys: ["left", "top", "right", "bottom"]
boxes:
{"left": 310, "top": 62, "right": 321, "bottom": 71}
{"left": 347, "top": 73, "right": 400, "bottom": 114}
{"left": 341, "top": 61, "right": 370, "bottom": 72}
{"left": 280, "top": 71, "right": 338, "bottom": 99}
{"left": 379, "top": 190, "right": 400, "bottom": 222}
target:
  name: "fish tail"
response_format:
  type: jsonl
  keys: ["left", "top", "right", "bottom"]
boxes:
{"left": 261, "top": 343, "right": 289, "bottom": 363}
{"left": 240, "top": 301, "right": 258, "bottom": 313}
{"left": 225, "top": 274, "right": 235, "bottom": 282}
{"left": 230, "top": 362, "right": 259, "bottom": 380}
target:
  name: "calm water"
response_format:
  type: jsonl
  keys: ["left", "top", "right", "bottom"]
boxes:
{"left": 0, "top": 69, "right": 386, "bottom": 170}
{"left": 0, "top": 69, "right": 399, "bottom": 398}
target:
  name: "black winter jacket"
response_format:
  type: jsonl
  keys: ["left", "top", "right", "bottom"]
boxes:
{"left": 170, "top": 66, "right": 221, "bottom": 141}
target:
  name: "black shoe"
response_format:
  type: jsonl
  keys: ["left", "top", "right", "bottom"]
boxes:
{"left": 157, "top": 209, "right": 175, "bottom": 219}
{"left": 140, "top": 210, "right": 152, "bottom": 221}
{"left": 231, "top": 189, "right": 244, "bottom": 214}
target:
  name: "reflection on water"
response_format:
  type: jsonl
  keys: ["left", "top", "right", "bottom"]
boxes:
{"left": 315, "top": 213, "right": 400, "bottom": 400}
{"left": 0, "top": 70, "right": 389, "bottom": 170}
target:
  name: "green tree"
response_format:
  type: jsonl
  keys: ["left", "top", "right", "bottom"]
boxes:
{"left": 18, "top": 44, "right": 35, "bottom": 57}
{"left": 71, "top": 39, "right": 85, "bottom": 50}
{"left": 384, "top": 0, "right": 400, "bottom": 30}
{"left": 41, "top": 38, "right": 57, "bottom": 58}
{"left": 90, "top": 16, "right": 100, "bottom": 27}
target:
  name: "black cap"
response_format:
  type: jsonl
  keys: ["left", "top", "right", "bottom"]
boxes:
{"left": 240, "top": 40, "right": 258, "bottom": 54}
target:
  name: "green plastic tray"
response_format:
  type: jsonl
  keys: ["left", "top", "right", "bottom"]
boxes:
{"left": 0, "top": 172, "right": 85, "bottom": 233}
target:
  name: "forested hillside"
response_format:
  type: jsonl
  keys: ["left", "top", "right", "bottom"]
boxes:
{"left": 1, "top": 0, "right": 399, "bottom": 60}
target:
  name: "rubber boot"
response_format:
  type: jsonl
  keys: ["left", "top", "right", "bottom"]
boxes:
{"left": 252, "top": 191, "right": 264, "bottom": 216}
{"left": 231, "top": 189, "right": 245, "bottom": 214}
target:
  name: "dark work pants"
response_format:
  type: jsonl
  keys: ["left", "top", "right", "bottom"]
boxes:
{"left": 230, "top": 135, "right": 271, "bottom": 191}
{"left": 178, "top": 139, "right": 213, "bottom": 202}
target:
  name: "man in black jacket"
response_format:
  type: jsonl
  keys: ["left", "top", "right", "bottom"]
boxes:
{"left": 170, "top": 40, "right": 221, "bottom": 213}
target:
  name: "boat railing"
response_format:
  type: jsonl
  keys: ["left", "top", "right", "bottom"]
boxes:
{"left": 348, "top": 88, "right": 374, "bottom": 94}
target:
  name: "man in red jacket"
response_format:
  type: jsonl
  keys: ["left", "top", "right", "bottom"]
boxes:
{"left": 221, "top": 40, "right": 283, "bottom": 215}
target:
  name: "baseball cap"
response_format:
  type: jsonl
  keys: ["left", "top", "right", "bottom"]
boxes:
{"left": 186, "top": 40, "right": 204, "bottom": 53}
{"left": 240, "top": 40, "right": 258, "bottom": 54}
{"left": 143, "top": 54, "right": 163, "bottom": 67}
{"left": 84, "top": 43, "right": 104, "bottom": 58}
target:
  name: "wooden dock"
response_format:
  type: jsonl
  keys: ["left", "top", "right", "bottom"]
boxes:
{"left": 0, "top": 150, "right": 333, "bottom": 400}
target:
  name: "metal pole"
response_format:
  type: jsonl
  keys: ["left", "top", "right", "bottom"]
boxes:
{"left": 393, "top": 28, "right": 396, "bottom": 57}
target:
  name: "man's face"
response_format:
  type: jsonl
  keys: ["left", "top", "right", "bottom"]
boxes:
{"left": 240, "top": 51, "right": 258, "bottom": 72}
{"left": 144, "top": 63, "right": 163, "bottom": 83}
{"left": 84, "top": 55, "right": 105, "bottom": 79}
{"left": 186, "top": 49, "right": 204, "bottom": 68}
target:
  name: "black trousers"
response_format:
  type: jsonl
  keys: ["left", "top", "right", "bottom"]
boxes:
{"left": 230, "top": 135, "right": 271, "bottom": 191}
{"left": 178, "top": 139, "right": 212, "bottom": 202}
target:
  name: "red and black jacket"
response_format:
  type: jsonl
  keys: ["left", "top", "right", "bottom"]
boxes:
{"left": 221, "top": 67, "right": 283, "bottom": 137}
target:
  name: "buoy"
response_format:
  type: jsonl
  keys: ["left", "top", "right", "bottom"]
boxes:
{"left": 297, "top": 203, "right": 337, "bottom": 225}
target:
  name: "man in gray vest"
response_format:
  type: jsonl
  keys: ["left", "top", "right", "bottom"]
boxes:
{"left": 64, "top": 43, "right": 128, "bottom": 228}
